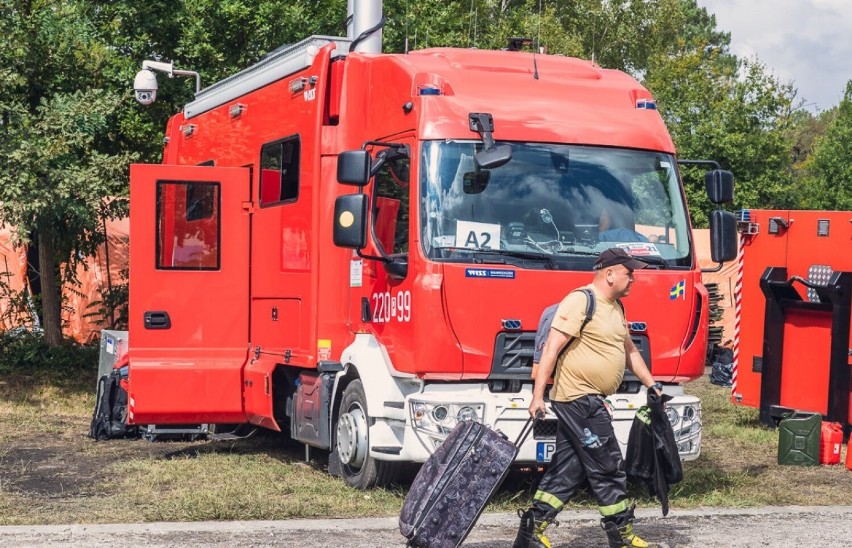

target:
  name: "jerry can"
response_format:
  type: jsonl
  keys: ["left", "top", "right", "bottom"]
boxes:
{"left": 778, "top": 412, "right": 821, "bottom": 466}
{"left": 820, "top": 422, "right": 843, "bottom": 465}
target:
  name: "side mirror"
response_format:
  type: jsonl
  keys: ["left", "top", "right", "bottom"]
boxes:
{"left": 474, "top": 145, "right": 512, "bottom": 170}
{"left": 705, "top": 170, "right": 734, "bottom": 204}
{"left": 469, "top": 112, "right": 513, "bottom": 169}
{"left": 333, "top": 194, "right": 368, "bottom": 248}
{"left": 337, "top": 150, "right": 371, "bottom": 186}
{"left": 709, "top": 209, "right": 738, "bottom": 263}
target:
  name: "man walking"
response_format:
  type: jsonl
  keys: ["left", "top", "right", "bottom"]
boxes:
{"left": 515, "top": 247, "right": 663, "bottom": 548}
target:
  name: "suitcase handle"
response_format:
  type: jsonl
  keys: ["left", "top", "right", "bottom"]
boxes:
{"left": 514, "top": 411, "right": 544, "bottom": 447}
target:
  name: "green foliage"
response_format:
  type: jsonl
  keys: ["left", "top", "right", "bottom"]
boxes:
{"left": 645, "top": 46, "right": 797, "bottom": 226}
{"left": 800, "top": 81, "right": 852, "bottom": 209}
{"left": 0, "top": 285, "right": 37, "bottom": 331}
{"left": 0, "top": 0, "right": 138, "bottom": 344}
{"left": 0, "top": 331, "right": 98, "bottom": 379}
{"left": 82, "top": 278, "right": 129, "bottom": 331}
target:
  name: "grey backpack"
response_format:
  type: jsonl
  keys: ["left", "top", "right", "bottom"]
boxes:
{"left": 533, "top": 288, "right": 622, "bottom": 363}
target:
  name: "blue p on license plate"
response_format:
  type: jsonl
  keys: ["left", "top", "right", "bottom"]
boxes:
{"left": 536, "top": 441, "right": 555, "bottom": 463}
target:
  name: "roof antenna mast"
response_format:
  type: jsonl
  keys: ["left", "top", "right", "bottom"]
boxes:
{"left": 533, "top": 0, "right": 542, "bottom": 79}
{"left": 405, "top": 0, "right": 410, "bottom": 53}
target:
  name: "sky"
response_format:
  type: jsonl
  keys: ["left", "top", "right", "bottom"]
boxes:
{"left": 696, "top": 0, "right": 852, "bottom": 113}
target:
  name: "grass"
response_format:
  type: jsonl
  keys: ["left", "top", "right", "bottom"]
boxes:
{"left": 1, "top": 366, "right": 851, "bottom": 525}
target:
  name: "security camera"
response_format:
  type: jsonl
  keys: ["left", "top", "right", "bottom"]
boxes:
{"left": 133, "top": 68, "right": 159, "bottom": 105}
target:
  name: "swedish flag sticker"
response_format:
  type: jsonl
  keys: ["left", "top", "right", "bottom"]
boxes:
{"left": 670, "top": 280, "right": 685, "bottom": 300}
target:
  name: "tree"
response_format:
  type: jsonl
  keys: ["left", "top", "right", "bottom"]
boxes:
{"left": 644, "top": 43, "right": 797, "bottom": 226}
{"left": 0, "top": 1, "right": 135, "bottom": 345}
{"left": 801, "top": 81, "right": 852, "bottom": 209}
{"left": 86, "top": 0, "right": 348, "bottom": 163}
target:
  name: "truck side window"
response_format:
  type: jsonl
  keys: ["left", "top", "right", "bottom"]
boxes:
{"left": 156, "top": 181, "right": 220, "bottom": 270}
{"left": 374, "top": 155, "right": 410, "bottom": 255}
{"left": 260, "top": 135, "right": 300, "bottom": 206}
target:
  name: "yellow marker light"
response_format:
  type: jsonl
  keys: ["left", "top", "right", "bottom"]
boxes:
{"left": 339, "top": 210, "right": 354, "bottom": 228}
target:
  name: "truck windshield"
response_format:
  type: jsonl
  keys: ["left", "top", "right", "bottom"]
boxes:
{"left": 420, "top": 140, "right": 692, "bottom": 270}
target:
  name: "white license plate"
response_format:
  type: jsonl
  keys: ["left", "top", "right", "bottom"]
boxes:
{"left": 536, "top": 441, "right": 555, "bottom": 463}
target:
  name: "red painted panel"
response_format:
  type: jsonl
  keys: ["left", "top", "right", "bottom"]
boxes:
{"left": 243, "top": 356, "right": 279, "bottom": 431}
{"left": 128, "top": 164, "right": 250, "bottom": 424}
{"left": 438, "top": 265, "right": 699, "bottom": 380}
{"left": 250, "top": 298, "right": 302, "bottom": 353}
{"left": 779, "top": 310, "right": 832, "bottom": 415}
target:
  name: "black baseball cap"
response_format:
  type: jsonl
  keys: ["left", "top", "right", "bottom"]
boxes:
{"left": 594, "top": 248, "right": 649, "bottom": 271}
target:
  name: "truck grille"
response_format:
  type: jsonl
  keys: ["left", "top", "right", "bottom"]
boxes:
{"left": 490, "top": 332, "right": 535, "bottom": 378}
{"left": 491, "top": 332, "right": 650, "bottom": 380}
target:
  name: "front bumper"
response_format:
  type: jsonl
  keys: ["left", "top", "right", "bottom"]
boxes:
{"left": 367, "top": 383, "right": 702, "bottom": 463}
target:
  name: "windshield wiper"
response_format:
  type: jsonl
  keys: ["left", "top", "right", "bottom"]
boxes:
{"left": 479, "top": 249, "right": 558, "bottom": 268}
{"left": 436, "top": 247, "right": 557, "bottom": 269}
{"left": 633, "top": 255, "right": 668, "bottom": 269}
{"left": 553, "top": 249, "right": 599, "bottom": 256}
{"left": 552, "top": 248, "right": 669, "bottom": 269}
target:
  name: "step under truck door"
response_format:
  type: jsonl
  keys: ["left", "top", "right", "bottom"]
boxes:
{"left": 128, "top": 164, "right": 251, "bottom": 425}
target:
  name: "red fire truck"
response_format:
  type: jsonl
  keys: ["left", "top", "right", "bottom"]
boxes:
{"left": 126, "top": 1, "right": 737, "bottom": 488}
{"left": 731, "top": 209, "right": 852, "bottom": 429}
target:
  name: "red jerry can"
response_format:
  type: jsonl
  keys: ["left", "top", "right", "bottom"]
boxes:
{"left": 820, "top": 422, "right": 843, "bottom": 465}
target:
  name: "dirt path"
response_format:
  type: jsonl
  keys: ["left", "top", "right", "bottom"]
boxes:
{"left": 2, "top": 506, "right": 850, "bottom": 547}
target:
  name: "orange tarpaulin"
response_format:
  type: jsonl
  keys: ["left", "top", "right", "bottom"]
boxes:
{"left": 0, "top": 219, "right": 129, "bottom": 342}
{"left": 0, "top": 223, "right": 31, "bottom": 330}
{"left": 62, "top": 218, "right": 129, "bottom": 343}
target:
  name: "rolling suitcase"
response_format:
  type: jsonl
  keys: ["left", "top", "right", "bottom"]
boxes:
{"left": 399, "top": 417, "right": 536, "bottom": 548}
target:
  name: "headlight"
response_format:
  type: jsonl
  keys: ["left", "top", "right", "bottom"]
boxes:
{"left": 457, "top": 406, "right": 478, "bottom": 422}
{"left": 410, "top": 400, "right": 485, "bottom": 437}
{"left": 432, "top": 405, "right": 449, "bottom": 421}
{"left": 670, "top": 402, "right": 702, "bottom": 459}
{"left": 665, "top": 406, "right": 680, "bottom": 426}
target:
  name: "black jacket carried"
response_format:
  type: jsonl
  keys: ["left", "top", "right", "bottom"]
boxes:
{"left": 625, "top": 391, "right": 683, "bottom": 516}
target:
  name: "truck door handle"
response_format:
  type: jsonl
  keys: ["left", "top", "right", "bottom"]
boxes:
{"left": 144, "top": 311, "right": 172, "bottom": 330}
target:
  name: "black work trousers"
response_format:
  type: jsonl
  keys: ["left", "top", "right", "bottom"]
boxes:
{"left": 532, "top": 395, "right": 628, "bottom": 519}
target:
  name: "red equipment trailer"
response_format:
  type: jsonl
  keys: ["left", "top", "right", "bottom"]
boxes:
{"left": 126, "top": 1, "right": 737, "bottom": 488}
{"left": 731, "top": 209, "right": 852, "bottom": 429}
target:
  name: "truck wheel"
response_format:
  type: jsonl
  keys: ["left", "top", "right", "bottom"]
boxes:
{"left": 335, "top": 380, "right": 400, "bottom": 489}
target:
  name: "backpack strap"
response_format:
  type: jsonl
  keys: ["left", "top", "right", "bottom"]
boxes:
{"left": 533, "top": 288, "right": 599, "bottom": 365}
{"left": 576, "top": 288, "right": 596, "bottom": 334}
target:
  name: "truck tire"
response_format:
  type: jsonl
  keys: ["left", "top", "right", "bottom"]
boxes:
{"left": 335, "top": 380, "right": 400, "bottom": 489}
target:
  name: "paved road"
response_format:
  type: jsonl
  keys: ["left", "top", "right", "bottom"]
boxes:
{"left": 3, "top": 506, "right": 851, "bottom": 547}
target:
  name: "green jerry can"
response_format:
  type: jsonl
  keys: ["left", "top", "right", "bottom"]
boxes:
{"left": 777, "top": 412, "right": 822, "bottom": 466}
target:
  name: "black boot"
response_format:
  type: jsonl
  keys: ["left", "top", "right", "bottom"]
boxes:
{"left": 513, "top": 508, "right": 553, "bottom": 548}
{"left": 600, "top": 504, "right": 650, "bottom": 548}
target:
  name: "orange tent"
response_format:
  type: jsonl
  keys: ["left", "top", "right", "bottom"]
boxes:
{"left": 62, "top": 218, "right": 130, "bottom": 342}
{"left": 0, "top": 223, "right": 33, "bottom": 330}
{"left": 1, "top": 219, "right": 129, "bottom": 342}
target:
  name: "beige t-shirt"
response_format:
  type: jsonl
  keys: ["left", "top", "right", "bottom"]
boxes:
{"left": 548, "top": 284, "right": 628, "bottom": 402}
